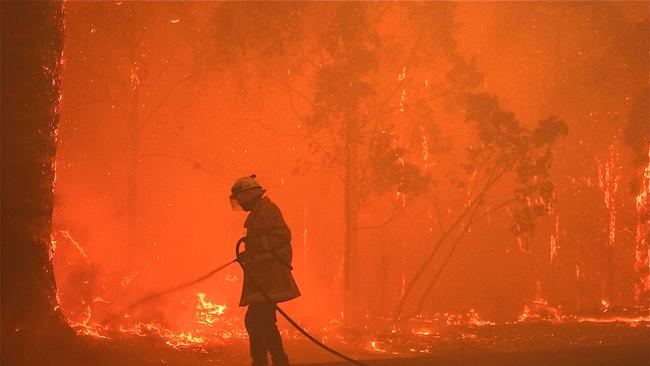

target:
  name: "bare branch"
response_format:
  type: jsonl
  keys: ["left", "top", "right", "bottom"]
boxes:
{"left": 271, "top": 72, "right": 341, "bottom": 167}
{"left": 427, "top": 193, "right": 446, "bottom": 233}
{"left": 357, "top": 197, "right": 413, "bottom": 231}
{"left": 75, "top": 63, "right": 129, "bottom": 122}
{"left": 139, "top": 152, "right": 230, "bottom": 180}
{"left": 140, "top": 43, "right": 181, "bottom": 87}
{"left": 470, "top": 197, "right": 518, "bottom": 225}
{"left": 76, "top": 62, "right": 126, "bottom": 86}
{"left": 413, "top": 195, "right": 484, "bottom": 315}
{"left": 394, "top": 164, "right": 508, "bottom": 321}
{"left": 139, "top": 69, "right": 203, "bottom": 128}
{"left": 243, "top": 117, "right": 306, "bottom": 138}
{"left": 410, "top": 196, "right": 519, "bottom": 317}
{"left": 269, "top": 73, "right": 314, "bottom": 106}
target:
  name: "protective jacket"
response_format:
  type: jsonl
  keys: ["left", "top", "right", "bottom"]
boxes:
{"left": 238, "top": 196, "right": 300, "bottom": 306}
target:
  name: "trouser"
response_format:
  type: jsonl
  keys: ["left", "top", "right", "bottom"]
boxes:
{"left": 245, "top": 302, "right": 289, "bottom": 366}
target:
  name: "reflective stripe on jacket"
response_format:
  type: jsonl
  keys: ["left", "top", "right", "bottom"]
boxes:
{"left": 239, "top": 196, "right": 300, "bottom": 306}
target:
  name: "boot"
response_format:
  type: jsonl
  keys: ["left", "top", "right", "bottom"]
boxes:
{"left": 270, "top": 353, "right": 289, "bottom": 366}
{"left": 251, "top": 358, "right": 268, "bottom": 366}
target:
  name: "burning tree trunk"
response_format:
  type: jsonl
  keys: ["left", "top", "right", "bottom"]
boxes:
{"left": 597, "top": 143, "right": 622, "bottom": 304}
{"left": 626, "top": 88, "right": 650, "bottom": 305}
{"left": 634, "top": 156, "right": 650, "bottom": 304}
{"left": 1, "top": 0, "right": 75, "bottom": 363}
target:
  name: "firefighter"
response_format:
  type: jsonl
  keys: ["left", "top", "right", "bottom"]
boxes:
{"left": 230, "top": 175, "right": 300, "bottom": 366}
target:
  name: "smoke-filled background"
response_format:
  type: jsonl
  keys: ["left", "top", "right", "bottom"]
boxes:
{"left": 52, "top": 1, "right": 648, "bottom": 348}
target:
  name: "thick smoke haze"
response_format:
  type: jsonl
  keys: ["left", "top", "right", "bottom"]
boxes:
{"left": 52, "top": 1, "right": 648, "bottom": 336}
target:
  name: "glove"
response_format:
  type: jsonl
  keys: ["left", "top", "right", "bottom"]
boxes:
{"left": 236, "top": 249, "right": 252, "bottom": 264}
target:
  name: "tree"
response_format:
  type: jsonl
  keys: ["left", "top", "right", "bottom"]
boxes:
{"left": 301, "top": 3, "right": 432, "bottom": 323}
{"left": 476, "top": 2, "right": 648, "bottom": 310}
{"left": 394, "top": 83, "right": 568, "bottom": 320}
{"left": 626, "top": 88, "right": 650, "bottom": 305}
{"left": 62, "top": 2, "right": 213, "bottom": 268}
{"left": 210, "top": 3, "right": 435, "bottom": 323}
{"left": 1, "top": 1, "right": 77, "bottom": 364}
{"left": 208, "top": 3, "right": 569, "bottom": 324}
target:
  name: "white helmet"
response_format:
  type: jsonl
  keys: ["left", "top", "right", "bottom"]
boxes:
{"left": 230, "top": 174, "right": 263, "bottom": 198}
{"left": 229, "top": 174, "right": 264, "bottom": 211}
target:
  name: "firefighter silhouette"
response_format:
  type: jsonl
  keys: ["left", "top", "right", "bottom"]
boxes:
{"left": 230, "top": 175, "right": 300, "bottom": 366}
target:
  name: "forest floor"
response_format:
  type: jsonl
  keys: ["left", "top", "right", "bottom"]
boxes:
{"left": 6, "top": 321, "right": 649, "bottom": 365}
{"left": 298, "top": 344, "right": 649, "bottom": 366}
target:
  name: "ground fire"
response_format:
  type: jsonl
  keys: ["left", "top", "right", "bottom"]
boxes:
{"left": 2, "top": 1, "right": 649, "bottom": 366}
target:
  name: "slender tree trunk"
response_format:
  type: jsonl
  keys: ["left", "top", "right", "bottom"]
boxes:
{"left": 576, "top": 269, "right": 582, "bottom": 311}
{"left": 126, "top": 12, "right": 142, "bottom": 263}
{"left": 127, "top": 151, "right": 139, "bottom": 255}
{"left": 606, "top": 248, "right": 615, "bottom": 305}
{"left": 126, "top": 98, "right": 140, "bottom": 261}
{"left": 1, "top": 1, "right": 76, "bottom": 363}
{"left": 634, "top": 156, "right": 650, "bottom": 305}
{"left": 343, "top": 116, "right": 361, "bottom": 324}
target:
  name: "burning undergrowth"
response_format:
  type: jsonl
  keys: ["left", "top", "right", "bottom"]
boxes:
{"left": 51, "top": 226, "right": 649, "bottom": 360}
{"left": 62, "top": 291, "right": 245, "bottom": 352}
{"left": 49, "top": 216, "right": 650, "bottom": 365}
{"left": 60, "top": 288, "right": 649, "bottom": 359}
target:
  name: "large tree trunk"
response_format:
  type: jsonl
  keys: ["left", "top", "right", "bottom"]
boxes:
{"left": 1, "top": 1, "right": 76, "bottom": 364}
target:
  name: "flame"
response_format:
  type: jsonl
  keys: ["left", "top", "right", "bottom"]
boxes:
{"left": 129, "top": 62, "right": 140, "bottom": 91}
{"left": 368, "top": 340, "right": 389, "bottom": 353}
{"left": 165, "top": 332, "right": 205, "bottom": 349}
{"left": 56, "top": 292, "right": 648, "bottom": 356}
{"left": 549, "top": 214, "right": 559, "bottom": 263}
{"left": 466, "top": 309, "right": 495, "bottom": 326}
{"left": 49, "top": 234, "right": 57, "bottom": 262}
{"left": 399, "top": 89, "right": 407, "bottom": 112}
{"left": 411, "top": 328, "right": 435, "bottom": 336}
{"left": 517, "top": 282, "right": 561, "bottom": 323}
{"left": 420, "top": 125, "right": 432, "bottom": 168}
{"left": 601, "top": 299, "right": 610, "bottom": 311}
{"left": 53, "top": 284, "right": 247, "bottom": 350}
{"left": 634, "top": 148, "right": 650, "bottom": 303}
{"left": 58, "top": 230, "right": 89, "bottom": 260}
{"left": 516, "top": 295, "right": 649, "bottom": 327}
{"left": 119, "top": 322, "right": 208, "bottom": 350}
{"left": 409, "top": 309, "right": 495, "bottom": 330}
{"left": 517, "top": 301, "right": 560, "bottom": 323}
{"left": 93, "top": 296, "right": 110, "bottom": 304}
{"left": 576, "top": 311, "right": 650, "bottom": 326}
{"left": 597, "top": 143, "right": 621, "bottom": 247}
{"left": 195, "top": 292, "right": 227, "bottom": 326}
{"left": 66, "top": 306, "right": 111, "bottom": 339}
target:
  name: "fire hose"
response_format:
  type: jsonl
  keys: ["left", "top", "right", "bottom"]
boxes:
{"left": 234, "top": 237, "right": 370, "bottom": 366}
{"left": 100, "top": 259, "right": 237, "bottom": 325}
{"left": 106, "top": 238, "right": 369, "bottom": 366}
